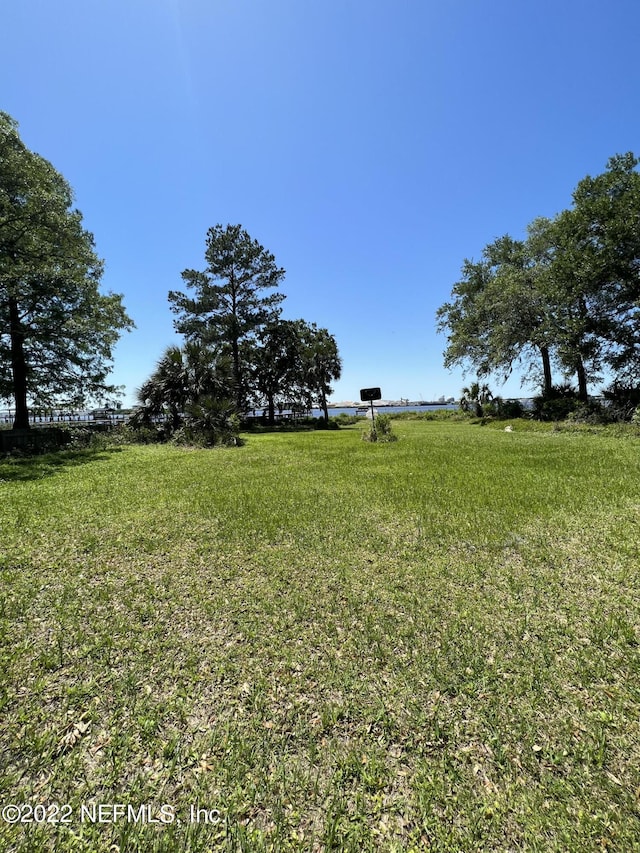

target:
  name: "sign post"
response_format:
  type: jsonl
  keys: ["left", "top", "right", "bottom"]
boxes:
{"left": 360, "top": 387, "right": 381, "bottom": 439}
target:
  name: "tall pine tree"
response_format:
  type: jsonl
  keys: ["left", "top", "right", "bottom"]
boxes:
{"left": 169, "top": 224, "right": 285, "bottom": 413}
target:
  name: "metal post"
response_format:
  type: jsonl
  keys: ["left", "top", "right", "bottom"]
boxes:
{"left": 370, "top": 398, "right": 376, "bottom": 439}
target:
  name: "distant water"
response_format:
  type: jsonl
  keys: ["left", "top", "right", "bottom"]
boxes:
{"left": 318, "top": 404, "right": 458, "bottom": 417}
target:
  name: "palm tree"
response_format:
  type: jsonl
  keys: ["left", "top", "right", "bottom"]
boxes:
{"left": 137, "top": 345, "right": 187, "bottom": 431}
{"left": 460, "top": 381, "right": 493, "bottom": 416}
{"left": 135, "top": 343, "right": 234, "bottom": 438}
{"left": 300, "top": 324, "right": 342, "bottom": 422}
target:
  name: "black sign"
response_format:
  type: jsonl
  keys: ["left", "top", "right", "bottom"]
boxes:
{"left": 360, "top": 387, "right": 381, "bottom": 402}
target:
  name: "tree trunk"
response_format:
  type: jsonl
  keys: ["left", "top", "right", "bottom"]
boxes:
{"left": 9, "top": 295, "right": 30, "bottom": 430}
{"left": 267, "top": 392, "right": 275, "bottom": 426}
{"left": 540, "top": 346, "right": 553, "bottom": 396}
{"left": 576, "top": 357, "right": 588, "bottom": 402}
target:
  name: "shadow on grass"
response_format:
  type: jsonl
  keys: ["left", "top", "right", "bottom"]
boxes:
{"left": 0, "top": 446, "right": 123, "bottom": 483}
{"left": 242, "top": 424, "right": 327, "bottom": 434}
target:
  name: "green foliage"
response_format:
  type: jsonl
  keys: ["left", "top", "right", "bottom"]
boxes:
{"left": 459, "top": 381, "right": 493, "bottom": 416}
{"left": 532, "top": 386, "right": 580, "bottom": 421}
{"left": 298, "top": 323, "right": 342, "bottom": 420}
{"left": 180, "top": 395, "right": 240, "bottom": 446}
{"left": 169, "top": 224, "right": 285, "bottom": 412}
{"left": 602, "top": 382, "right": 640, "bottom": 422}
{"left": 331, "top": 412, "right": 364, "bottom": 426}
{"left": 312, "top": 415, "right": 339, "bottom": 430}
{"left": 0, "top": 425, "right": 110, "bottom": 457}
{"left": 483, "top": 397, "right": 525, "bottom": 419}
{"left": 108, "top": 423, "right": 165, "bottom": 445}
{"left": 133, "top": 343, "right": 239, "bottom": 446}
{"left": 250, "top": 319, "right": 305, "bottom": 424}
{"left": 533, "top": 397, "right": 579, "bottom": 421}
{"left": 437, "top": 235, "right": 553, "bottom": 396}
{"left": 564, "top": 400, "right": 610, "bottom": 425}
{"left": 437, "top": 153, "right": 640, "bottom": 400}
{"left": 167, "top": 226, "right": 341, "bottom": 422}
{"left": 387, "top": 408, "right": 463, "bottom": 421}
{"left": 248, "top": 319, "right": 340, "bottom": 424}
{"left": 362, "top": 412, "right": 397, "bottom": 442}
{"left": 0, "top": 112, "right": 133, "bottom": 428}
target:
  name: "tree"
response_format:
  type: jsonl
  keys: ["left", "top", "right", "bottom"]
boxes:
{"left": 249, "top": 319, "right": 304, "bottom": 425}
{"left": 436, "top": 233, "right": 555, "bottom": 397}
{"left": 137, "top": 344, "right": 193, "bottom": 432}
{"left": 0, "top": 112, "right": 133, "bottom": 429}
{"left": 168, "top": 224, "right": 285, "bottom": 413}
{"left": 438, "top": 154, "right": 640, "bottom": 405}
{"left": 135, "top": 342, "right": 237, "bottom": 444}
{"left": 297, "top": 323, "right": 342, "bottom": 422}
{"left": 246, "top": 319, "right": 342, "bottom": 424}
{"left": 547, "top": 153, "right": 640, "bottom": 393}
{"left": 459, "top": 381, "right": 493, "bottom": 416}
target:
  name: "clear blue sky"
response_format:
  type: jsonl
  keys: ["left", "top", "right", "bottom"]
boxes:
{"left": 3, "top": 0, "right": 640, "bottom": 404}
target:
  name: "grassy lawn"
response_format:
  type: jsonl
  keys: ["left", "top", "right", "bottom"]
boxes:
{"left": 1, "top": 420, "right": 640, "bottom": 851}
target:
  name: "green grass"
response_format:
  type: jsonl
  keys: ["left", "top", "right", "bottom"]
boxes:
{"left": 1, "top": 420, "right": 640, "bottom": 851}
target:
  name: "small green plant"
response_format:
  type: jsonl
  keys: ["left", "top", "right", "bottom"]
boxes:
{"left": 362, "top": 413, "right": 397, "bottom": 442}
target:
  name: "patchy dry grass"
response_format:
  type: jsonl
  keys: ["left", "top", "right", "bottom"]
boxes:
{"left": 1, "top": 421, "right": 640, "bottom": 851}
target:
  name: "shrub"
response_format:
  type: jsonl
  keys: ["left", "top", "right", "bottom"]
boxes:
{"left": 55, "top": 426, "right": 105, "bottom": 450}
{"left": 109, "top": 423, "right": 167, "bottom": 445}
{"left": 362, "top": 413, "right": 397, "bottom": 442}
{"left": 331, "top": 413, "right": 363, "bottom": 426}
{"left": 313, "top": 416, "right": 339, "bottom": 430}
{"left": 565, "top": 400, "right": 610, "bottom": 425}
{"left": 168, "top": 397, "right": 241, "bottom": 447}
{"left": 602, "top": 383, "right": 640, "bottom": 422}
{"left": 484, "top": 397, "right": 525, "bottom": 419}
{"left": 532, "top": 386, "right": 580, "bottom": 421}
{"left": 171, "top": 424, "right": 241, "bottom": 448}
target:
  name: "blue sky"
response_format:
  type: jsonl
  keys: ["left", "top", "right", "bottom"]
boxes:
{"left": 3, "top": 0, "right": 640, "bottom": 404}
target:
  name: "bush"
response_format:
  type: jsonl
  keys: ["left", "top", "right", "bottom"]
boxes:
{"left": 532, "top": 386, "right": 580, "bottom": 421}
{"left": 362, "top": 413, "right": 397, "bottom": 442}
{"left": 483, "top": 397, "right": 525, "bottom": 419}
{"left": 602, "top": 383, "right": 640, "bottom": 421}
{"left": 172, "top": 401, "right": 241, "bottom": 447}
{"left": 109, "top": 423, "right": 167, "bottom": 445}
{"left": 389, "top": 409, "right": 468, "bottom": 422}
{"left": 54, "top": 426, "right": 108, "bottom": 450}
{"left": 565, "top": 400, "right": 610, "bottom": 425}
{"left": 313, "top": 416, "right": 339, "bottom": 430}
{"left": 331, "top": 413, "right": 364, "bottom": 426}
{"left": 171, "top": 424, "right": 241, "bottom": 448}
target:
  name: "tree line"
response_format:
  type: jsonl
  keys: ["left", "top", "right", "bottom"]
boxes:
{"left": 134, "top": 222, "right": 341, "bottom": 443}
{"left": 0, "top": 112, "right": 340, "bottom": 440}
{"left": 436, "top": 153, "right": 640, "bottom": 416}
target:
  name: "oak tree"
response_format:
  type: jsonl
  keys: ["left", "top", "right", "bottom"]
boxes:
{"left": 0, "top": 112, "right": 133, "bottom": 429}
